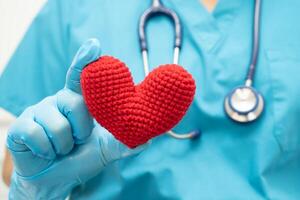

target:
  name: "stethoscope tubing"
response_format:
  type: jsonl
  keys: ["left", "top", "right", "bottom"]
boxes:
{"left": 138, "top": 0, "right": 199, "bottom": 140}
{"left": 138, "top": 0, "right": 263, "bottom": 137}
{"left": 246, "top": 0, "right": 261, "bottom": 83}
{"left": 225, "top": 0, "right": 264, "bottom": 123}
{"left": 138, "top": 0, "right": 182, "bottom": 52}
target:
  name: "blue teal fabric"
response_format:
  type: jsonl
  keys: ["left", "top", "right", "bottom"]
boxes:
{"left": 1, "top": 0, "right": 300, "bottom": 199}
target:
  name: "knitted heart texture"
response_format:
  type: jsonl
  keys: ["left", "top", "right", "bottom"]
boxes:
{"left": 81, "top": 56, "right": 196, "bottom": 148}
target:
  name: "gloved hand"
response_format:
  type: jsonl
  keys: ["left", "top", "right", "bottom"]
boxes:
{"left": 6, "top": 39, "right": 147, "bottom": 200}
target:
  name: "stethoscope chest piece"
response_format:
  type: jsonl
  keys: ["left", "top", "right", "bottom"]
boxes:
{"left": 224, "top": 86, "right": 264, "bottom": 123}
{"left": 224, "top": 0, "right": 264, "bottom": 123}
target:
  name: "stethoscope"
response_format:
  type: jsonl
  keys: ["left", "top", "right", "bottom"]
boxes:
{"left": 224, "top": 0, "right": 264, "bottom": 123}
{"left": 138, "top": 0, "right": 263, "bottom": 140}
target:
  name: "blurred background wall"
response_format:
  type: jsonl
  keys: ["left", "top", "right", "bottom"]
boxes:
{"left": 0, "top": 0, "right": 46, "bottom": 197}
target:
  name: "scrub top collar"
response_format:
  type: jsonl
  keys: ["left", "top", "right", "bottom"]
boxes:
{"left": 167, "top": 0, "right": 242, "bottom": 53}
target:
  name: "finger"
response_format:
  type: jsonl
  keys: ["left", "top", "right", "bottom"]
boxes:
{"left": 57, "top": 89, "right": 94, "bottom": 143}
{"left": 95, "top": 125, "right": 149, "bottom": 165}
{"left": 7, "top": 114, "right": 56, "bottom": 160}
{"left": 34, "top": 98, "right": 74, "bottom": 155}
{"left": 65, "top": 38, "right": 101, "bottom": 94}
{"left": 118, "top": 141, "right": 150, "bottom": 158}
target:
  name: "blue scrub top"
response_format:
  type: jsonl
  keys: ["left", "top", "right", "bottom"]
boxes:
{"left": 1, "top": 0, "right": 300, "bottom": 199}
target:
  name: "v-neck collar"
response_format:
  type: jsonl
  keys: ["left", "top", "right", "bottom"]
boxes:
{"left": 167, "top": 0, "right": 242, "bottom": 53}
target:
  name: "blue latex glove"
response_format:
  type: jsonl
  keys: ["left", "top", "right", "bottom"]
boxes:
{"left": 6, "top": 39, "right": 146, "bottom": 200}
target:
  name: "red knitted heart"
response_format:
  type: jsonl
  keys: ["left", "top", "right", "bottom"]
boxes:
{"left": 81, "top": 56, "right": 196, "bottom": 148}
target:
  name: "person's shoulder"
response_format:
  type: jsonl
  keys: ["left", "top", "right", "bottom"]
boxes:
{"left": 264, "top": 1, "right": 300, "bottom": 22}
{"left": 55, "top": 0, "right": 107, "bottom": 12}
{"left": 56, "top": 0, "right": 107, "bottom": 7}
{"left": 264, "top": 1, "right": 300, "bottom": 11}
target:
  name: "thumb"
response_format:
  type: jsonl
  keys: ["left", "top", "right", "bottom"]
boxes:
{"left": 65, "top": 38, "right": 101, "bottom": 94}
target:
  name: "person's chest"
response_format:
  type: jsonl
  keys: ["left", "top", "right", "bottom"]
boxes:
{"left": 67, "top": 0, "right": 300, "bottom": 151}
{"left": 68, "top": 0, "right": 300, "bottom": 199}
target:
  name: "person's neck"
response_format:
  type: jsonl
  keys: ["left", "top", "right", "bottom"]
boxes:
{"left": 201, "top": 0, "right": 218, "bottom": 12}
